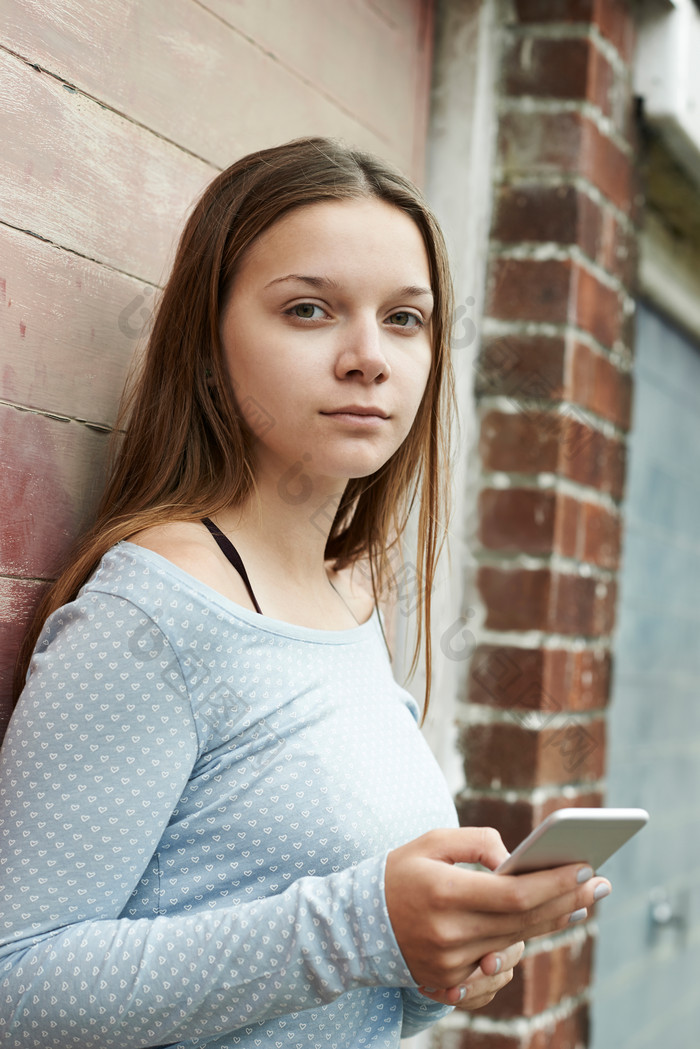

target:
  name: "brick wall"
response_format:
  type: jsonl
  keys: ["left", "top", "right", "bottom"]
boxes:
{"left": 441, "top": 2, "right": 641, "bottom": 1045}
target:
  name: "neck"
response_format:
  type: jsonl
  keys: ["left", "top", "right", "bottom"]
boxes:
{"left": 218, "top": 464, "right": 348, "bottom": 583}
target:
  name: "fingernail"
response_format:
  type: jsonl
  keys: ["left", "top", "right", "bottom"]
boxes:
{"left": 577, "top": 866, "right": 594, "bottom": 884}
{"left": 569, "top": 907, "right": 588, "bottom": 924}
{"left": 458, "top": 986, "right": 467, "bottom": 1001}
{"left": 493, "top": 956, "right": 502, "bottom": 974}
{"left": 594, "top": 883, "right": 611, "bottom": 901}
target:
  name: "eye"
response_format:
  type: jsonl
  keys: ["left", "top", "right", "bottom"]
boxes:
{"left": 387, "top": 311, "right": 423, "bottom": 329}
{"left": 286, "top": 303, "right": 326, "bottom": 321}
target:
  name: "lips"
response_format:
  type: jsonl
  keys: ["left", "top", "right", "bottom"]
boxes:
{"left": 321, "top": 406, "right": 389, "bottom": 418}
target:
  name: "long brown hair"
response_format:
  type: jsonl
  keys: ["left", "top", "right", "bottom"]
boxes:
{"left": 15, "top": 137, "right": 456, "bottom": 715}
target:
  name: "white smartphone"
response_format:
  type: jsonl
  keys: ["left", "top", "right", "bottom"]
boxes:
{"left": 495, "top": 807, "right": 649, "bottom": 875}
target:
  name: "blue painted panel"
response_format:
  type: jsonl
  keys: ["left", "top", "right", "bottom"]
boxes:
{"left": 590, "top": 302, "right": 700, "bottom": 1049}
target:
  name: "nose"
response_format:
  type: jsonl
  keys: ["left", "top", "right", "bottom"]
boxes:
{"left": 334, "top": 317, "right": 390, "bottom": 384}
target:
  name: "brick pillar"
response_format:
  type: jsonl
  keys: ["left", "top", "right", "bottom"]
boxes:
{"left": 447, "top": 2, "right": 640, "bottom": 1045}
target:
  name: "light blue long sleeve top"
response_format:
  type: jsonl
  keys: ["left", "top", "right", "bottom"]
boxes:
{"left": 0, "top": 542, "right": 458, "bottom": 1048}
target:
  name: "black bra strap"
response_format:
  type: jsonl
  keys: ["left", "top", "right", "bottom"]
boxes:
{"left": 201, "top": 517, "right": 263, "bottom": 614}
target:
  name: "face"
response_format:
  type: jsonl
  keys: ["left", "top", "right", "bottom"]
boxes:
{"left": 219, "top": 197, "right": 434, "bottom": 491}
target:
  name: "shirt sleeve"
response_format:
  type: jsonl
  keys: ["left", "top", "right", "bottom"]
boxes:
{"left": 400, "top": 989, "right": 453, "bottom": 1039}
{"left": 0, "top": 594, "right": 417, "bottom": 1048}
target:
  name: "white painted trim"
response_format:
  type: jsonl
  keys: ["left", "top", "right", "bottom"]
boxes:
{"left": 394, "top": 0, "right": 502, "bottom": 797}
{"left": 398, "top": 7, "right": 502, "bottom": 1042}
{"left": 635, "top": 0, "right": 700, "bottom": 190}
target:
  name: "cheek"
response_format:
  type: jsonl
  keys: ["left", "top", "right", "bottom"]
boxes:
{"left": 406, "top": 352, "right": 432, "bottom": 411}
{"left": 400, "top": 357, "right": 433, "bottom": 434}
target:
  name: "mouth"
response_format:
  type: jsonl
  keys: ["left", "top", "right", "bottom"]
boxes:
{"left": 321, "top": 406, "right": 389, "bottom": 419}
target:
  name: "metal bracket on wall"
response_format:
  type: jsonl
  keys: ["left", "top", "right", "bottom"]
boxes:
{"left": 648, "top": 885, "right": 690, "bottom": 945}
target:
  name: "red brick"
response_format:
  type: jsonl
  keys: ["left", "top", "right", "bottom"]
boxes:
{"left": 457, "top": 792, "right": 606, "bottom": 853}
{"left": 480, "top": 409, "right": 561, "bottom": 474}
{"left": 479, "top": 410, "right": 627, "bottom": 498}
{"left": 478, "top": 565, "right": 617, "bottom": 636}
{"left": 553, "top": 492, "right": 581, "bottom": 559}
{"left": 493, "top": 184, "right": 635, "bottom": 286}
{"left": 566, "top": 648, "right": 612, "bottom": 709}
{"left": 513, "top": 0, "right": 636, "bottom": 62}
{"left": 552, "top": 571, "right": 617, "bottom": 635}
{"left": 504, "top": 37, "right": 591, "bottom": 101}
{"left": 594, "top": 0, "right": 637, "bottom": 63}
{"left": 526, "top": 1002, "right": 590, "bottom": 1049}
{"left": 479, "top": 486, "right": 622, "bottom": 569}
{"left": 563, "top": 419, "right": 627, "bottom": 499}
{"left": 499, "top": 111, "right": 634, "bottom": 214}
{"left": 503, "top": 36, "right": 617, "bottom": 122}
{"left": 577, "top": 190, "right": 607, "bottom": 263}
{"left": 487, "top": 256, "right": 625, "bottom": 349}
{"left": 580, "top": 117, "right": 634, "bottom": 214}
{"left": 574, "top": 265, "right": 624, "bottom": 349}
{"left": 570, "top": 341, "right": 633, "bottom": 430}
{"left": 605, "top": 217, "right": 639, "bottom": 290}
{"left": 457, "top": 795, "right": 538, "bottom": 853}
{"left": 482, "top": 936, "right": 594, "bottom": 1018}
{"left": 581, "top": 501, "right": 622, "bottom": 569}
{"left": 462, "top": 718, "right": 606, "bottom": 788}
{"left": 469, "top": 644, "right": 546, "bottom": 707}
{"left": 478, "top": 566, "right": 552, "bottom": 632}
{"left": 514, "top": 0, "right": 597, "bottom": 22}
{"left": 475, "top": 334, "right": 566, "bottom": 400}
{"left": 477, "top": 334, "right": 632, "bottom": 434}
{"left": 542, "top": 790, "right": 606, "bottom": 818}
{"left": 479, "top": 488, "right": 557, "bottom": 553}
{"left": 593, "top": 353, "right": 633, "bottom": 430}
{"left": 488, "top": 257, "right": 573, "bottom": 324}
{"left": 492, "top": 183, "right": 580, "bottom": 245}
{"left": 552, "top": 411, "right": 625, "bottom": 496}
{"left": 469, "top": 644, "right": 611, "bottom": 713}
{"left": 433, "top": 1030, "right": 521, "bottom": 1049}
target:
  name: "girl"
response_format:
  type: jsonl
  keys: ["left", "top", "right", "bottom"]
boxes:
{"left": 0, "top": 138, "right": 610, "bottom": 1048}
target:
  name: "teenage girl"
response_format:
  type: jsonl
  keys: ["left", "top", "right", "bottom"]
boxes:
{"left": 0, "top": 138, "right": 610, "bottom": 1049}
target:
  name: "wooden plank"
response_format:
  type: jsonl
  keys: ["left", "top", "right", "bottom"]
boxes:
{"left": 0, "top": 576, "right": 47, "bottom": 737}
{"left": 0, "top": 224, "right": 150, "bottom": 426}
{"left": 0, "top": 47, "right": 213, "bottom": 284}
{"left": 1, "top": 0, "right": 400, "bottom": 172}
{"left": 0, "top": 404, "right": 111, "bottom": 581}
{"left": 199, "top": 0, "right": 423, "bottom": 166}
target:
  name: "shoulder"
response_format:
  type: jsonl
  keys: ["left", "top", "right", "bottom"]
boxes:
{"left": 128, "top": 520, "right": 212, "bottom": 568}
{"left": 127, "top": 520, "right": 229, "bottom": 592}
{"left": 126, "top": 519, "right": 264, "bottom": 613}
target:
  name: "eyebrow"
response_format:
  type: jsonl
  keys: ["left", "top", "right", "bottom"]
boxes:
{"left": 264, "top": 274, "right": 434, "bottom": 299}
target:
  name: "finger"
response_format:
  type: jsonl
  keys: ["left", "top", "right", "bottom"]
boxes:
{"left": 453, "top": 862, "right": 603, "bottom": 914}
{"left": 479, "top": 940, "right": 524, "bottom": 977}
{"left": 449, "top": 880, "right": 607, "bottom": 959}
{"left": 436, "top": 895, "right": 599, "bottom": 983}
{"left": 418, "top": 984, "right": 470, "bottom": 1006}
{"left": 454, "top": 966, "right": 515, "bottom": 1011}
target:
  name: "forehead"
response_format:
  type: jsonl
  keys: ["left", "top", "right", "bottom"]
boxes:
{"left": 236, "top": 197, "right": 432, "bottom": 288}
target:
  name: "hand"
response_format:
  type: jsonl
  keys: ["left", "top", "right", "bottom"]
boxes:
{"left": 417, "top": 941, "right": 524, "bottom": 1009}
{"left": 384, "top": 827, "right": 611, "bottom": 991}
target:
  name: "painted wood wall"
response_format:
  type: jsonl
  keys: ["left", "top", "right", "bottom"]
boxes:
{"left": 0, "top": 0, "right": 434, "bottom": 732}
